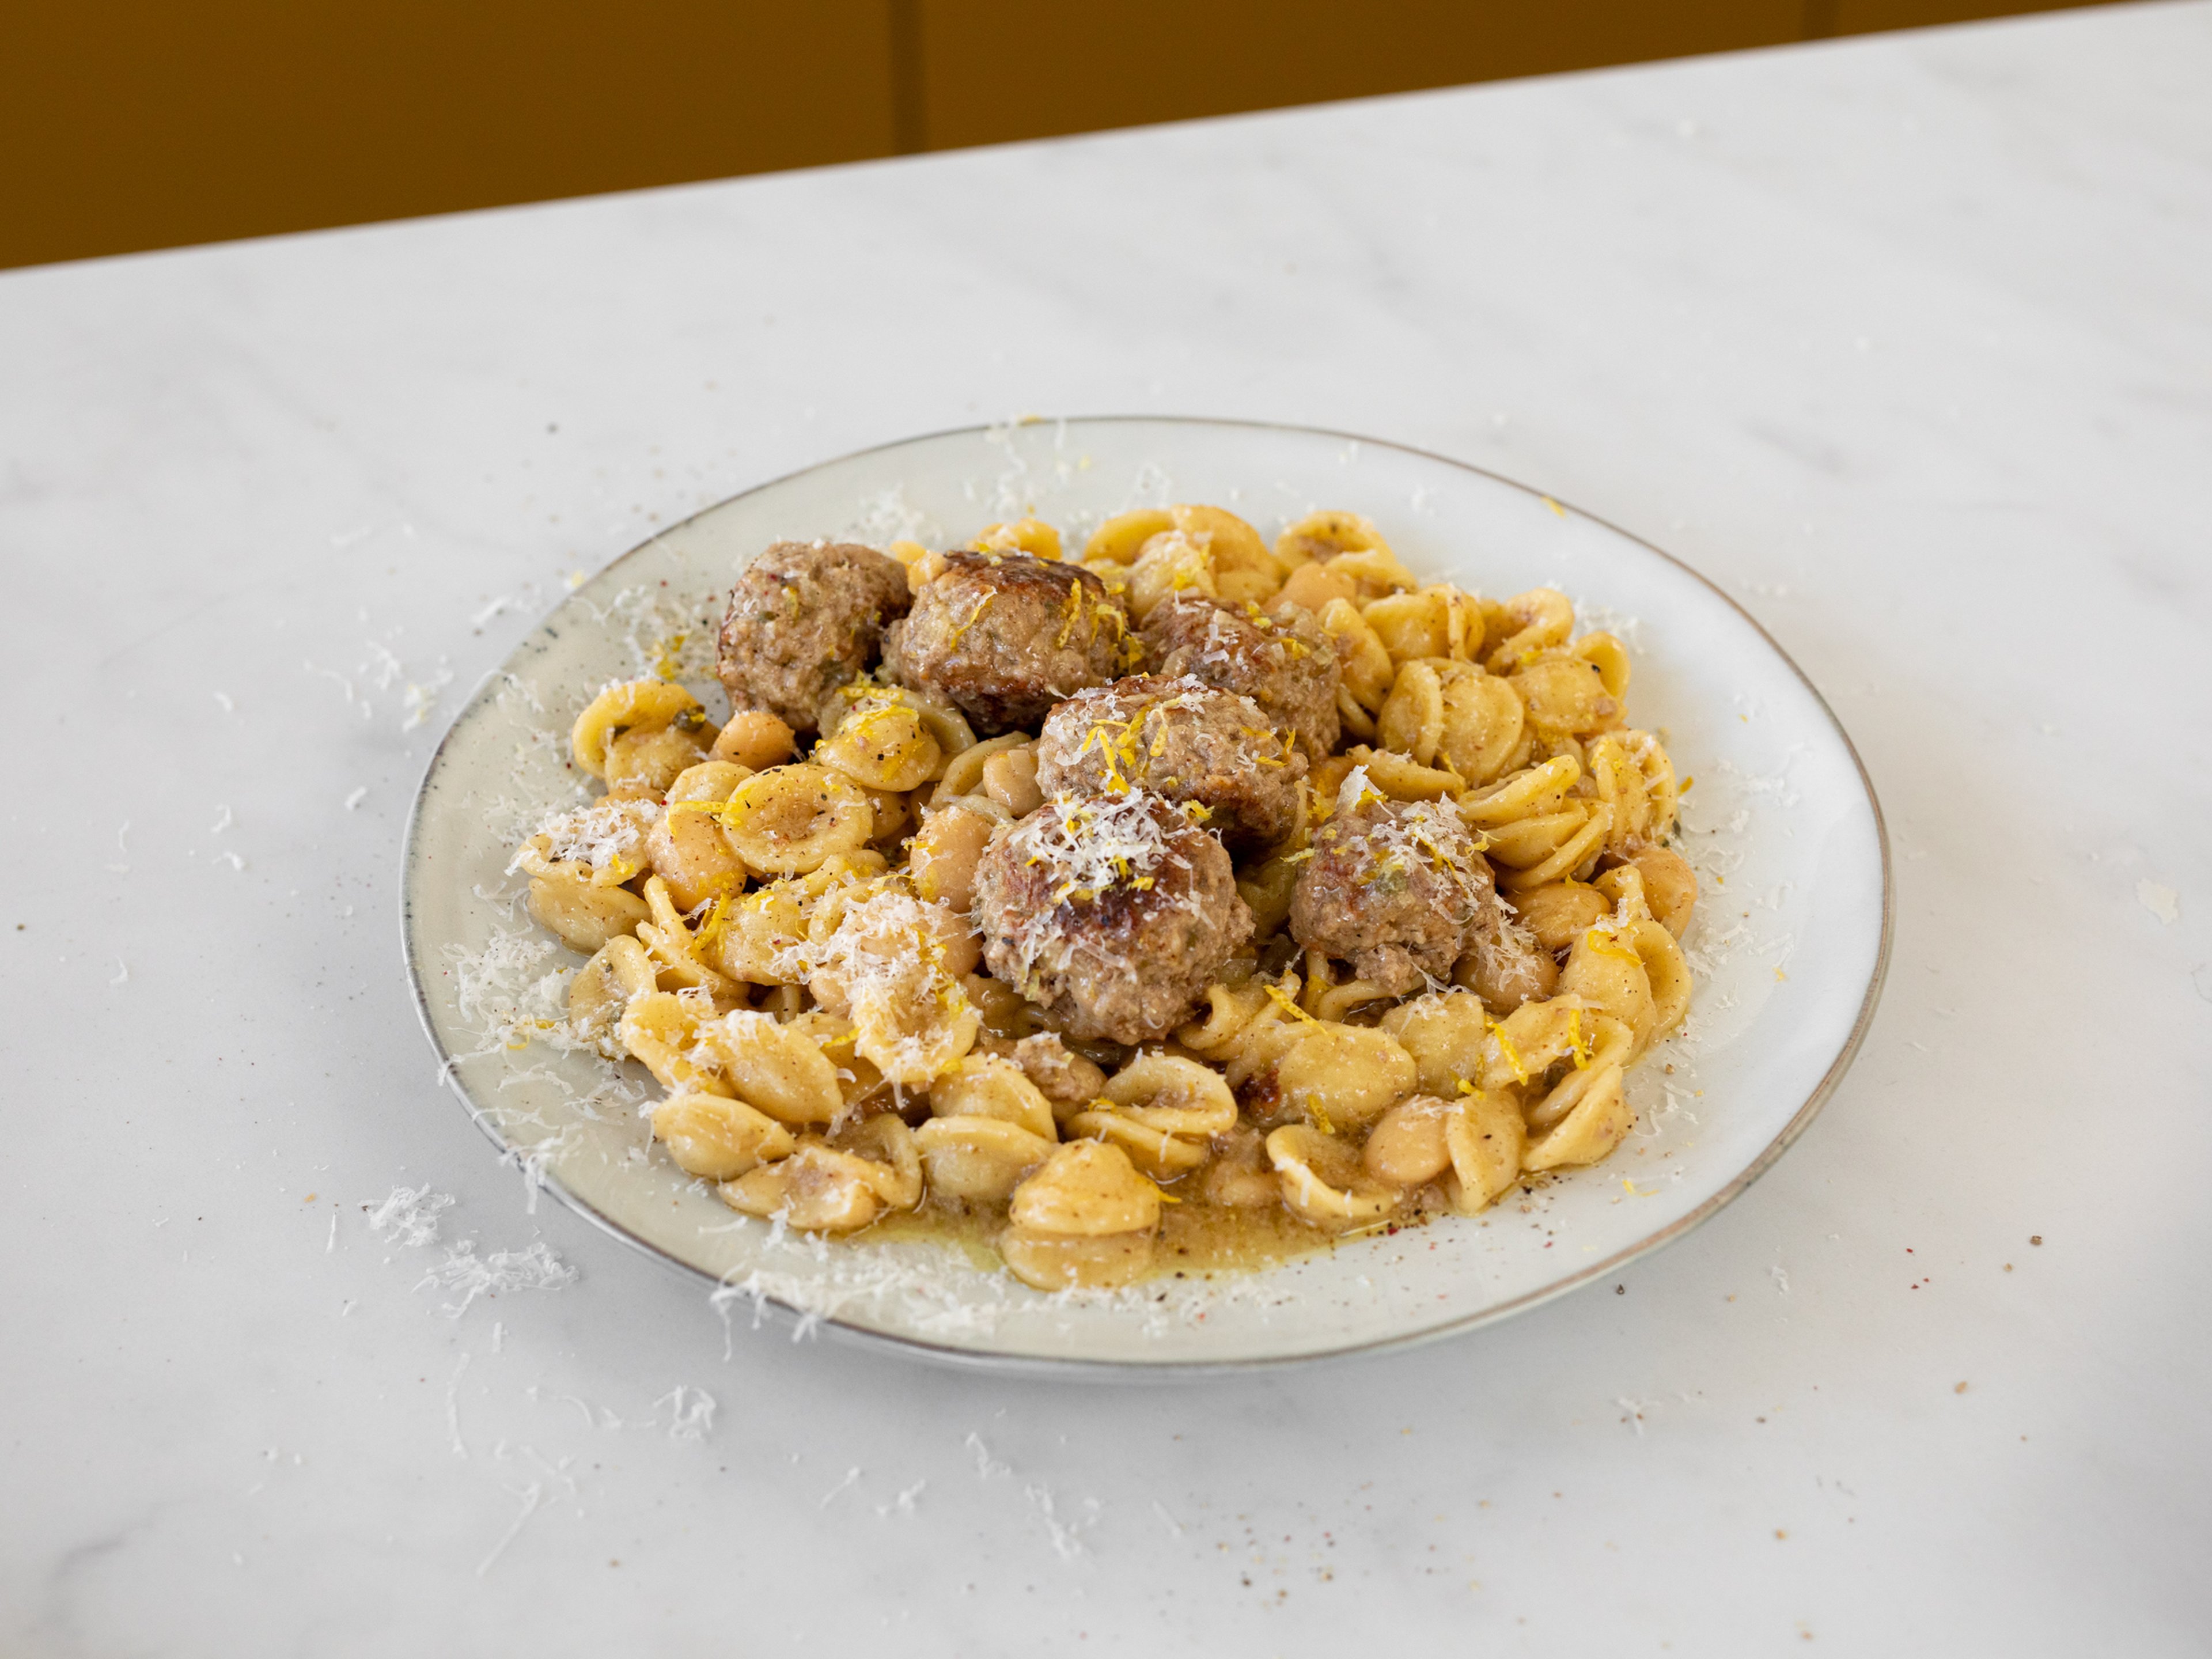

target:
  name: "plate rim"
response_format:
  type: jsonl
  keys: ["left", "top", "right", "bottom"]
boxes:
{"left": 399, "top": 414, "right": 1894, "bottom": 1377}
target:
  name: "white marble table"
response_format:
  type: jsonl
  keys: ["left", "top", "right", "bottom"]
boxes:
{"left": 5, "top": 3, "right": 2208, "bottom": 1652}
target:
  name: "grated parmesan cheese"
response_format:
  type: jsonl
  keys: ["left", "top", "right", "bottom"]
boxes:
{"left": 418, "top": 1238, "right": 577, "bottom": 1319}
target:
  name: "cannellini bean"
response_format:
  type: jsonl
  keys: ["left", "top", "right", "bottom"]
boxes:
{"left": 1628, "top": 846, "right": 1698, "bottom": 937}
{"left": 1362, "top": 1096, "right": 1453, "bottom": 1187}
{"left": 1272, "top": 558, "right": 1358, "bottom": 615}
{"left": 907, "top": 809, "right": 995, "bottom": 915}
{"left": 1508, "top": 880, "right": 1609, "bottom": 952}
{"left": 981, "top": 746, "right": 1044, "bottom": 816}
{"left": 1201, "top": 1128, "right": 1283, "bottom": 1207}
{"left": 711, "top": 710, "right": 797, "bottom": 771}
{"left": 1455, "top": 934, "right": 1559, "bottom": 1013}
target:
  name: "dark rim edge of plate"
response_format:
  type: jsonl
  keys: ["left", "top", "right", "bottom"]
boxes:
{"left": 397, "top": 414, "right": 1895, "bottom": 1378}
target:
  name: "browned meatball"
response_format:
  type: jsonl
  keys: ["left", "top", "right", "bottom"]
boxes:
{"left": 883, "top": 551, "right": 1133, "bottom": 734}
{"left": 1139, "top": 593, "right": 1341, "bottom": 763}
{"left": 1289, "top": 770, "right": 1495, "bottom": 995}
{"left": 972, "top": 790, "right": 1253, "bottom": 1044}
{"left": 716, "top": 541, "right": 912, "bottom": 734}
{"left": 1035, "top": 675, "right": 1305, "bottom": 854}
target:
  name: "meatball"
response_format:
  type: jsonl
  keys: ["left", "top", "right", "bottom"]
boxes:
{"left": 1289, "top": 770, "right": 1495, "bottom": 995}
{"left": 716, "top": 541, "right": 912, "bottom": 734}
{"left": 972, "top": 790, "right": 1253, "bottom": 1044}
{"left": 883, "top": 551, "right": 1133, "bottom": 734}
{"left": 1035, "top": 675, "right": 1305, "bottom": 853}
{"left": 1139, "top": 592, "right": 1341, "bottom": 763}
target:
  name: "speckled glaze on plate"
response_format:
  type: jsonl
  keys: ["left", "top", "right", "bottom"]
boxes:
{"left": 401, "top": 418, "right": 1890, "bottom": 1374}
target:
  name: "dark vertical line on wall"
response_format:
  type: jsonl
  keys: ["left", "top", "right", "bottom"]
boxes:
{"left": 889, "top": 0, "right": 927, "bottom": 153}
{"left": 1802, "top": 0, "right": 1839, "bottom": 39}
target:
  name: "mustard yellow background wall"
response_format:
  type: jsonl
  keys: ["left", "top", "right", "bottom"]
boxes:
{"left": 0, "top": 0, "right": 2114, "bottom": 270}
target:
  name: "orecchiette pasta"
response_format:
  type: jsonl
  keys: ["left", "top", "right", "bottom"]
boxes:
{"left": 915, "top": 1113, "right": 1057, "bottom": 1202}
{"left": 1275, "top": 510, "right": 1416, "bottom": 597}
{"left": 1483, "top": 586, "right": 1574, "bottom": 672}
{"left": 712, "top": 763, "right": 876, "bottom": 876}
{"left": 653, "top": 1091, "right": 796, "bottom": 1180}
{"left": 721, "top": 1115, "right": 923, "bottom": 1232}
{"left": 571, "top": 679, "right": 708, "bottom": 778}
{"left": 815, "top": 698, "right": 944, "bottom": 793}
{"left": 619, "top": 990, "right": 735, "bottom": 1097}
{"left": 503, "top": 498, "right": 1699, "bottom": 1294}
{"left": 1444, "top": 1087, "right": 1526, "bottom": 1212}
{"left": 1064, "top": 1053, "right": 1237, "bottom": 1180}
{"left": 528, "top": 869, "right": 651, "bottom": 955}
{"left": 1082, "top": 507, "right": 1175, "bottom": 569}
{"left": 1266, "top": 1124, "right": 1403, "bottom": 1228}
{"left": 1001, "top": 1141, "right": 1162, "bottom": 1289}
{"left": 696, "top": 1009, "right": 844, "bottom": 1124}
{"left": 1123, "top": 531, "right": 1219, "bottom": 621}
{"left": 974, "top": 517, "right": 1063, "bottom": 560}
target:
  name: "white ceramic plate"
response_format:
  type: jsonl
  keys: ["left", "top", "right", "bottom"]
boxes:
{"left": 403, "top": 418, "right": 1889, "bottom": 1374}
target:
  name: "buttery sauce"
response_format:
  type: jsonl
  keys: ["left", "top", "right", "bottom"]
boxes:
{"left": 861, "top": 1184, "right": 1452, "bottom": 1282}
